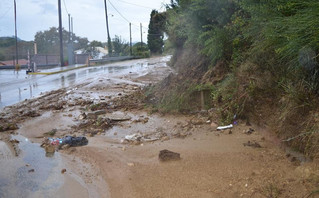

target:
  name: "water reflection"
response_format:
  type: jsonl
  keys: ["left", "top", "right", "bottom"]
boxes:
{"left": 0, "top": 58, "right": 158, "bottom": 108}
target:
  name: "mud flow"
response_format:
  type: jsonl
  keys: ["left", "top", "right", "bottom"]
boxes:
{"left": 0, "top": 56, "right": 318, "bottom": 198}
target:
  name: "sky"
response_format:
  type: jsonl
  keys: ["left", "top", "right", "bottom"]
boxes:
{"left": 0, "top": 0, "right": 170, "bottom": 43}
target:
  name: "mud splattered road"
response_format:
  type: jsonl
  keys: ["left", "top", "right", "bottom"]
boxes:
{"left": 0, "top": 56, "right": 319, "bottom": 198}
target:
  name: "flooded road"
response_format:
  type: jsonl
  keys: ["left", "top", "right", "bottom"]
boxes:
{"left": 0, "top": 56, "right": 172, "bottom": 198}
{"left": 0, "top": 58, "right": 159, "bottom": 109}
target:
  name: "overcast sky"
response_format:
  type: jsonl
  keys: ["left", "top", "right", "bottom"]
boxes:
{"left": 0, "top": 0, "right": 170, "bottom": 43}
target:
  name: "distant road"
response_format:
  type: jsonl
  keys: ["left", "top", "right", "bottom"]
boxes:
{"left": 0, "top": 58, "right": 152, "bottom": 109}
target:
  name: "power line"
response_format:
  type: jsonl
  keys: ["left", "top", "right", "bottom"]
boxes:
{"left": 0, "top": 4, "right": 13, "bottom": 20}
{"left": 62, "top": 0, "right": 69, "bottom": 15}
{"left": 107, "top": 0, "right": 130, "bottom": 23}
{"left": 116, "top": 0, "right": 153, "bottom": 10}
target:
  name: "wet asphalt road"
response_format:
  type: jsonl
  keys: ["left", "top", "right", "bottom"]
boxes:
{"left": 0, "top": 59, "right": 152, "bottom": 109}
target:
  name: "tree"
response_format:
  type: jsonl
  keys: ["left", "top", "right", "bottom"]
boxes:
{"left": 148, "top": 10, "right": 166, "bottom": 55}
{"left": 132, "top": 42, "right": 149, "bottom": 58}
{"left": 112, "top": 35, "right": 129, "bottom": 56}
{"left": 34, "top": 27, "right": 90, "bottom": 55}
{"left": 89, "top": 40, "right": 103, "bottom": 48}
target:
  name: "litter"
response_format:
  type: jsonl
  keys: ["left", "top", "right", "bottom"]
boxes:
{"left": 123, "top": 133, "right": 159, "bottom": 143}
{"left": 47, "top": 136, "right": 88, "bottom": 147}
{"left": 217, "top": 124, "right": 233, "bottom": 130}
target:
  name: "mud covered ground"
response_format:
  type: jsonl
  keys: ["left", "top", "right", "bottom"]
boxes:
{"left": 0, "top": 57, "right": 319, "bottom": 198}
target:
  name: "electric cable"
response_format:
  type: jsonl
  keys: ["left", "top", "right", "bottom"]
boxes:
{"left": 108, "top": 0, "right": 130, "bottom": 23}
{"left": 0, "top": 4, "right": 13, "bottom": 21}
{"left": 115, "top": 0, "right": 153, "bottom": 10}
{"left": 62, "top": 0, "right": 69, "bottom": 15}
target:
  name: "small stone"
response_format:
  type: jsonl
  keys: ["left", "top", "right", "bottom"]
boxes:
{"left": 161, "top": 136, "right": 170, "bottom": 142}
{"left": 210, "top": 122, "right": 218, "bottom": 128}
{"left": 122, "top": 146, "right": 126, "bottom": 151}
{"left": 87, "top": 113, "right": 97, "bottom": 119}
{"left": 114, "top": 132, "right": 118, "bottom": 136}
{"left": 127, "top": 163, "right": 135, "bottom": 167}
{"left": 79, "top": 113, "right": 87, "bottom": 120}
{"left": 28, "top": 169, "right": 35, "bottom": 173}
{"left": 61, "top": 169, "right": 67, "bottom": 174}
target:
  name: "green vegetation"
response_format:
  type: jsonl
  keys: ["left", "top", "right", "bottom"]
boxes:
{"left": 148, "top": 10, "right": 166, "bottom": 55}
{"left": 0, "top": 37, "right": 34, "bottom": 61}
{"left": 147, "top": 0, "right": 319, "bottom": 158}
{"left": 132, "top": 42, "right": 150, "bottom": 58}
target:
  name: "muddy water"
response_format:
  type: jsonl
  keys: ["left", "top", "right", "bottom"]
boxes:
{"left": 0, "top": 135, "right": 64, "bottom": 198}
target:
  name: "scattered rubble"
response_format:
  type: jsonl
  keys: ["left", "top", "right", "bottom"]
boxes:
{"left": 243, "top": 141, "right": 261, "bottom": 148}
{"left": 244, "top": 128, "right": 255, "bottom": 135}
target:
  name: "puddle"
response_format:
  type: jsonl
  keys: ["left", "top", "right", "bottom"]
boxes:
{"left": 0, "top": 135, "right": 64, "bottom": 198}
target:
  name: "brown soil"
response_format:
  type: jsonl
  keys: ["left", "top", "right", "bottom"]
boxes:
{"left": 0, "top": 56, "right": 319, "bottom": 198}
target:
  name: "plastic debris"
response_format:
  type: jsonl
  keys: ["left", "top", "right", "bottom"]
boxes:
{"left": 216, "top": 124, "right": 233, "bottom": 131}
{"left": 47, "top": 136, "right": 88, "bottom": 147}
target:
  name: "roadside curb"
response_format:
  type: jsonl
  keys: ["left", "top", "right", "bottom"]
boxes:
{"left": 29, "top": 65, "right": 88, "bottom": 75}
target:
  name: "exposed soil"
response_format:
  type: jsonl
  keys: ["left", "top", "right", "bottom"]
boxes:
{"left": 0, "top": 56, "right": 319, "bottom": 198}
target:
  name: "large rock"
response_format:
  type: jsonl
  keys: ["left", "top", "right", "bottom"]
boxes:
{"left": 159, "top": 149, "right": 181, "bottom": 161}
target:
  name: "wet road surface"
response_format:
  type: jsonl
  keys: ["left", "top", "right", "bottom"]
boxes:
{"left": 0, "top": 59, "right": 154, "bottom": 109}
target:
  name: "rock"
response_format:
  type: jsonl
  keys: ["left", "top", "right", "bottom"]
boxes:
{"left": 161, "top": 136, "right": 170, "bottom": 142}
{"left": 24, "top": 111, "right": 40, "bottom": 117}
{"left": 109, "top": 115, "right": 132, "bottom": 122}
{"left": 28, "top": 169, "right": 35, "bottom": 173}
{"left": 44, "top": 129, "right": 57, "bottom": 136}
{"left": 244, "top": 128, "right": 255, "bottom": 135}
{"left": 10, "top": 139, "right": 20, "bottom": 144}
{"left": 127, "top": 163, "right": 135, "bottom": 167}
{"left": 159, "top": 149, "right": 181, "bottom": 161}
{"left": 79, "top": 113, "right": 87, "bottom": 120}
{"left": 190, "top": 118, "right": 204, "bottom": 125}
{"left": 114, "top": 132, "right": 118, "bottom": 136}
{"left": 7, "top": 123, "right": 19, "bottom": 131}
{"left": 93, "top": 110, "right": 107, "bottom": 116}
{"left": 45, "top": 145, "right": 56, "bottom": 153}
{"left": 61, "top": 169, "right": 67, "bottom": 174}
{"left": 87, "top": 113, "right": 97, "bottom": 119}
{"left": 243, "top": 141, "right": 261, "bottom": 148}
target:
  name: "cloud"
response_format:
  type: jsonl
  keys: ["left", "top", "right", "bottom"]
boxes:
{"left": 0, "top": 0, "right": 171, "bottom": 42}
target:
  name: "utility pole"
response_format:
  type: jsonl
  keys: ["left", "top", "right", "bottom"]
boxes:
{"left": 140, "top": 23, "right": 143, "bottom": 48}
{"left": 58, "top": 0, "right": 64, "bottom": 66}
{"left": 129, "top": 23, "right": 132, "bottom": 56}
{"left": 71, "top": 17, "right": 73, "bottom": 40}
{"left": 104, "top": 0, "right": 112, "bottom": 56}
{"left": 14, "top": 0, "right": 18, "bottom": 65}
{"left": 68, "top": 14, "right": 71, "bottom": 43}
{"left": 67, "top": 14, "right": 74, "bottom": 65}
